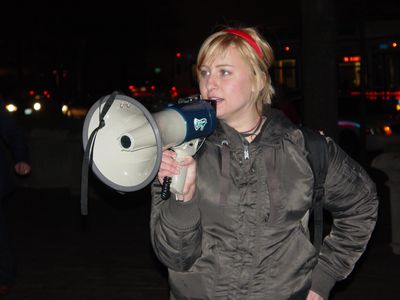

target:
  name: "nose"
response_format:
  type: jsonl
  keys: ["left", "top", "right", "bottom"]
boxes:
{"left": 206, "top": 73, "right": 218, "bottom": 93}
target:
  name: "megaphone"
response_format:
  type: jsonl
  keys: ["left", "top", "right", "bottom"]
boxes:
{"left": 81, "top": 92, "right": 216, "bottom": 214}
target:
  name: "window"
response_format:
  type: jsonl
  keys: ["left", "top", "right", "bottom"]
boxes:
{"left": 274, "top": 59, "right": 297, "bottom": 90}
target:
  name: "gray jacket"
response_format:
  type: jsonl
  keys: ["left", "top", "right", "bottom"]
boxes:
{"left": 150, "top": 108, "right": 378, "bottom": 300}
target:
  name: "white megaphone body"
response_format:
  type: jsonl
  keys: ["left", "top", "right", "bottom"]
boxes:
{"left": 81, "top": 93, "right": 216, "bottom": 213}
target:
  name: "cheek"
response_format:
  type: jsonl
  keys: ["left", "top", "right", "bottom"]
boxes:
{"left": 198, "top": 81, "right": 207, "bottom": 95}
{"left": 228, "top": 80, "right": 252, "bottom": 100}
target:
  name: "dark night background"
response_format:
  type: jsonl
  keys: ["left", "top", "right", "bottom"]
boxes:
{"left": 0, "top": 0, "right": 302, "bottom": 102}
{"left": 1, "top": 0, "right": 400, "bottom": 131}
{"left": 0, "top": 0, "right": 398, "bottom": 104}
{"left": 1, "top": 0, "right": 400, "bottom": 299}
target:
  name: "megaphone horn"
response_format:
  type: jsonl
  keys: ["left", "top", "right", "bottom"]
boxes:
{"left": 81, "top": 93, "right": 216, "bottom": 214}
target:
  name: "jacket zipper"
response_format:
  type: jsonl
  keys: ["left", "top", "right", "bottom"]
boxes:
{"left": 244, "top": 143, "right": 250, "bottom": 160}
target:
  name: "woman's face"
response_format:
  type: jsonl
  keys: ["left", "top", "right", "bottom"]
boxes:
{"left": 198, "top": 45, "right": 258, "bottom": 128}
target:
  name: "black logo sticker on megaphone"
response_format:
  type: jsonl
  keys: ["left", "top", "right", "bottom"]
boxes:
{"left": 194, "top": 118, "right": 208, "bottom": 131}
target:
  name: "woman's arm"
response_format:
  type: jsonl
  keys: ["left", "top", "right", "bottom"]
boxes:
{"left": 150, "top": 151, "right": 202, "bottom": 271}
{"left": 311, "top": 138, "right": 378, "bottom": 299}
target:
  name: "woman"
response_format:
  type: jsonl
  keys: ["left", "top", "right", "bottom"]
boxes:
{"left": 150, "top": 27, "right": 378, "bottom": 300}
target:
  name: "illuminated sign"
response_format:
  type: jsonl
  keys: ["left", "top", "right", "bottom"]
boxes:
{"left": 342, "top": 56, "right": 361, "bottom": 63}
{"left": 350, "top": 90, "right": 400, "bottom": 101}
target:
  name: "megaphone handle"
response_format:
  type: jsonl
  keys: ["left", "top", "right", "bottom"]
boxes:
{"left": 160, "top": 159, "right": 187, "bottom": 200}
{"left": 170, "top": 151, "right": 188, "bottom": 195}
{"left": 163, "top": 139, "right": 201, "bottom": 198}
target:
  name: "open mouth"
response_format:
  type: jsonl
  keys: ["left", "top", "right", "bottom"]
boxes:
{"left": 210, "top": 97, "right": 224, "bottom": 103}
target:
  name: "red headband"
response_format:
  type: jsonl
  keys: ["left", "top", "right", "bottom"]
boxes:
{"left": 224, "top": 29, "right": 263, "bottom": 59}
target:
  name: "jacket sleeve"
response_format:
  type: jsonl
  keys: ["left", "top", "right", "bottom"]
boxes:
{"left": 150, "top": 178, "right": 202, "bottom": 271}
{"left": 311, "top": 138, "right": 378, "bottom": 299}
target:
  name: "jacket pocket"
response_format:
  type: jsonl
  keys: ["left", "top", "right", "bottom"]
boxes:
{"left": 266, "top": 226, "right": 317, "bottom": 298}
{"left": 168, "top": 240, "right": 219, "bottom": 300}
{"left": 169, "top": 269, "right": 210, "bottom": 300}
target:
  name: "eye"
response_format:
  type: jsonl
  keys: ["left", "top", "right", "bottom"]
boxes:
{"left": 199, "top": 69, "right": 210, "bottom": 78}
{"left": 220, "top": 69, "right": 231, "bottom": 76}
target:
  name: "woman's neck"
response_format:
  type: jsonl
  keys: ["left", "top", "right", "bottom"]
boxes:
{"left": 242, "top": 116, "right": 266, "bottom": 142}
{"left": 225, "top": 110, "right": 262, "bottom": 134}
{"left": 239, "top": 116, "right": 262, "bottom": 135}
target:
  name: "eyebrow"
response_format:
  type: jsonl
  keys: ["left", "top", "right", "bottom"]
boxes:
{"left": 200, "top": 64, "right": 234, "bottom": 69}
{"left": 215, "top": 64, "right": 234, "bottom": 68}
{"left": 199, "top": 63, "right": 235, "bottom": 69}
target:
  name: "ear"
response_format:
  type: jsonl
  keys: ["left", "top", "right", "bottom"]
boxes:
{"left": 252, "top": 71, "right": 267, "bottom": 92}
{"left": 259, "top": 72, "right": 267, "bottom": 91}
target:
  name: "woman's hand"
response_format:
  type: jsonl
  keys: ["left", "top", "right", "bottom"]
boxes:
{"left": 157, "top": 150, "right": 180, "bottom": 183}
{"left": 14, "top": 161, "right": 31, "bottom": 176}
{"left": 306, "top": 290, "right": 324, "bottom": 300}
{"left": 157, "top": 150, "right": 196, "bottom": 202}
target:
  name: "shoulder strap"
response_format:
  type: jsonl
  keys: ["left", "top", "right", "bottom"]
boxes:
{"left": 299, "top": 127, "right": 329, "bottom": 253}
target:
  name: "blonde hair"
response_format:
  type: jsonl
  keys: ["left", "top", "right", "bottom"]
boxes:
{"left": 197, "top": 27, "right": 275, "bottom": 114}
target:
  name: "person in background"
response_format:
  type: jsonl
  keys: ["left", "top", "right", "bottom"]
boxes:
{"left": 150, "top": 27, "right": 378, "bottom": 299}
{"left": 0, "top": 103, "right": 31, "bottom": 296}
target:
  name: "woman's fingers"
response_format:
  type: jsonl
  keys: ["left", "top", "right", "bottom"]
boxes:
{"left": 178, "top": 155, "right": 195, "bottom": 167}
{"left": 157, "top": 150, "right": 197, "bottom": 201}
{"left": 158, "top": 150, "right": 179, "bottom": 182}
{"left": 180, "top": 156, "right": 196, "bottom": 197}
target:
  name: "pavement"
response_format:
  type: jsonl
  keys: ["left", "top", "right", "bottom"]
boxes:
{"left": 3, "top": 167, "right": 400, "bottom": 300}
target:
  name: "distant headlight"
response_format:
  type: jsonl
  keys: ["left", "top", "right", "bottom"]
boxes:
{"left": 61, "top": 105, "right": 69, "bottom": 114}
{"left": 5, "top": 104, "right": 18, "bottom": 112}
{"left": 33, "top": 102, "right": 41, "bottom": 111}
